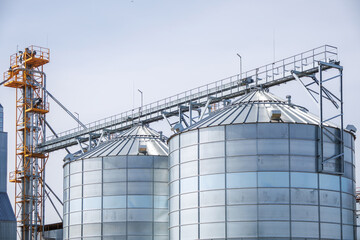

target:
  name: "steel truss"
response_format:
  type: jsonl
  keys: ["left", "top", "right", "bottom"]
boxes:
{"left": 39, "top": 45, "right": 339, "bottom": 153}
{"left": 3, "top": 46, "right": 50, "bottom": 240}
{"left": 292, "top": 61, "right": 344, "bottom": 174}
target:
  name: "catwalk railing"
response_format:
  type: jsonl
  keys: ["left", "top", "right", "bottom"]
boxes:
{"left": 39, "top": 45, "right": 338, "bottom": 152}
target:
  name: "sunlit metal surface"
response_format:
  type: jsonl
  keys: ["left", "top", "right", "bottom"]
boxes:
{"left": 63, "top": 125, "right": 169, "bottom": 240}
{"left": 186, "top": 90, "right": 337, "bottom": 129}
{"left": 168, "top": 91, "right": 356, "bottom": 240}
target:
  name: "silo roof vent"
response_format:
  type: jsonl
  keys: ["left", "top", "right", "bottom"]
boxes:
{"left": 269, "top": 109, "right": 281, "bottom": 121}
{"left": 139, "top": 142, "right": 147, "bottom": 154}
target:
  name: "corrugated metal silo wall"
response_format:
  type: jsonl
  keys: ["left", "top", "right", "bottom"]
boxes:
{"left": 0, "top": 132, "right": 7, "bottom": 192}
{"left": 168, "top": 123, "right": 356, "bottom": 240}
{"left": 0, "top": 130, "right": 16, "bottom": 240}
{"left": 0, "top": 221, "right": 17, "bottom": 240}
{"left": 63, "top": 155, "right": 169, "bottom": 239}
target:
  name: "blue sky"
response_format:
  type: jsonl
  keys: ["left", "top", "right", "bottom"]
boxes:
{"left": 0, "top": 0, "right": 359, "bottom": 223}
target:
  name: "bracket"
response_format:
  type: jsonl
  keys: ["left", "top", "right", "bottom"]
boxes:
{"left": 292, "top": 62, "right": 344, "bottom": 174}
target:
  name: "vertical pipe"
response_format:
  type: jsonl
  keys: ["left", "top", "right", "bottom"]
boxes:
{"left": 42, "top": 158, "right": 45, "bottom": 240}
{"left": 34, "top": 102, "right": 39, "bottom": 240}
{"left": 339, "top": 68, "right": 344, "bottom": 239}
{"left": 42, "top": 72, "right": 46, "bottom": 239}
{"left": 28, "top": 73, "right": 35, "bottom": 240}
{"left": 189, "top": 102, "right": 192, "bottom": 127}
{"left": 237, "top": 54, "right": 242, "bottom": 80}
{"left": 319, "top": 65, "right": 323, "bottom": 173}
{"left": 33, "top": 156, "right": 39, "bottom": 239}
{"left": 340, "top": 69, "right": 344, "bottom": 173}
{"left": 24, "top": 68, "right": 32, "bottom": 240}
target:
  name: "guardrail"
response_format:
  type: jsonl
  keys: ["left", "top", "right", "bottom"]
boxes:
{"left": 40, "top": 45, "right": 338, "bottom": 150}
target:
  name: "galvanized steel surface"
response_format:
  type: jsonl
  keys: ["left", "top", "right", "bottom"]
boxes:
{"left": 74, "top": 125, "right": 168, "bottom": 160}
{"left": 0, "top": 192, "right": 16, "bottom": 221}
{"left": 63, "top": 125, "right": 169, "bottom": 240}
{"left": 168, "top": 91, "right": 356, "bottom": 240}
{"left": 186, "top": 90, "right": 338, "bottom": 131}
{"left": 169, "top": 124, "right": 356, "bottom": 239}
{"left": 0, "top": 132, "right": 7, "bottom": 193}
{"left": 0, "top": 220, "right": 16, "bottom": 240}
{"left": 0, "top": 112, "right": 16, "bottom": 239}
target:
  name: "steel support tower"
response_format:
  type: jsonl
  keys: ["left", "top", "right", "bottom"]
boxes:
{"left": 3, "top": 46, "right": 50, "bottom": 240}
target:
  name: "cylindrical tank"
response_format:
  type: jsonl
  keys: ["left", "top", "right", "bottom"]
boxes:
{"left": 168, "top": 90, "right": 356, "bottom": 240}
{"left": 63, "top": 125, "right": 169, "bottom": 240}
{"left": 0, "top": 103, "right": 16, "bottom": 240}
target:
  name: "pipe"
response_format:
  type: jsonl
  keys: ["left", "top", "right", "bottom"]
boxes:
{"left": 41, "top": 117, "right": 71, "bottom": 154}
{"left": 45, "top": 183, "right": 63, "bottom": 205}
{"left": 44, "top": 190, "right": 63, "bottom": 221}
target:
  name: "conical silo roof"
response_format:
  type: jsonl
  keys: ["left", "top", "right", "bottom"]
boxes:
{"left": 75, "top": 125, "right": 168, "bottom": 159}
{"left": 187, "top": 90, "right": 337, "bottom": 130}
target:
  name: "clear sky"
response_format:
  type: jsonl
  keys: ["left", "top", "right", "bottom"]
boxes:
{"left": 0, "top": 0, "right": 359, "bottom": 224}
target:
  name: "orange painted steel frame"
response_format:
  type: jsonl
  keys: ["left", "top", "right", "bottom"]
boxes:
{"left": 4, "top": 46, "right": 50, "bottom": 240}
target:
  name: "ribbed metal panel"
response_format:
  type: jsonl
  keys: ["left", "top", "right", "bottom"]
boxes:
{"left": 0, "top": 107, "right": 16, "bottom": 240}
{"left": 168, "top": 90, "right": 356, "bottom": 240}
{"left": 187, "top": 90, "right": 336, "bottom": 130}
{"left": 0, "top": 193, "right": 16, "bottom": 222}
{"left": 0, "top": 132, "right": 7, "bottom": 193}
{"left": 0, "top": 220, "right": 17, "bottom": 240}
{"left": 63, "top": 125, "right": 169, "bottom": 240}
{"left": 80, "top": 125, "right": 168, "bottom": 159}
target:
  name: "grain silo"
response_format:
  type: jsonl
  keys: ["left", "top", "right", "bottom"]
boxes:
{"left": 0, "top": 103, "right": 16, "bottom": 240}
{"left": 168, "top": 90, "right": 356, "bottom": 240}
{"left": 63, "top": 125, "right": 169, "bottom": 240}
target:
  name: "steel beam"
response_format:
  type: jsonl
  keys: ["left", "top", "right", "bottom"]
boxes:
{"left": 38, "top": 45, "right": 339, "bottom": 152}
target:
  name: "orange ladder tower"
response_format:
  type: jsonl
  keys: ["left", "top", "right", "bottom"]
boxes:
{"left": 3, "top": 46, "right": 50, "bottom": 240}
